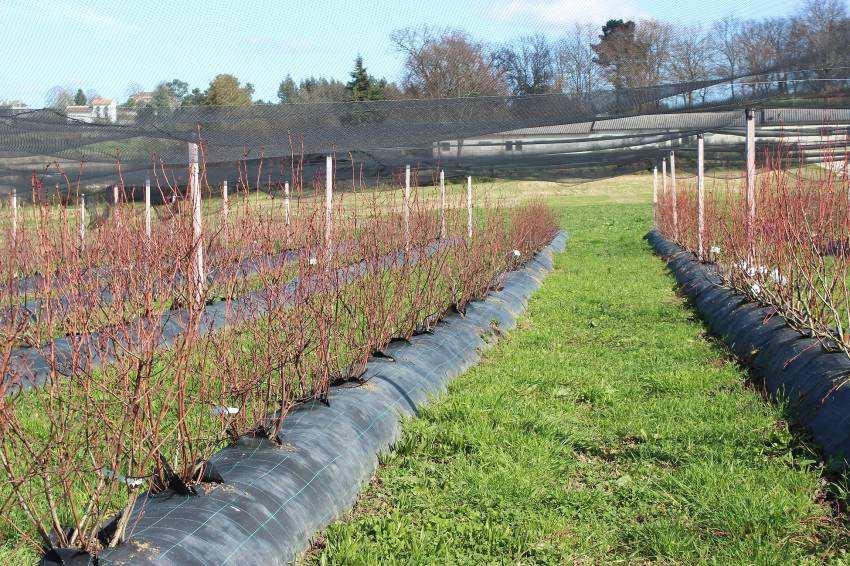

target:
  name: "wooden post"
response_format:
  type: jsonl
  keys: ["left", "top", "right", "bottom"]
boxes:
{"left": 325, "top": 155, "right": 333, "bottom": 248}
{"left": 466, "top": 176, "right": 473, "bottom": 239}
{"left": 283, "top": 181, "right": 291, "bottom": 228}
{"left": 113, "top": 184, "right": 120, "bottom": 228}
{"left": 670, "top": 151, "right": 678, "bottom": 241}
{"left": 697, "top": 134, "right": 705, "bottom": 261}
{"left": 662, "top": 158, "right": 668, "bottom": 196}
{"left": 652, "top": 164, "right": 658, "bottom": 227}
{"left": 222, "top": 180, "right": 229, "bottom": 216}
{"left": 404, "top": 165, "right": 411, "bottom": 247}
{"left": 79, "top": 193, "right": 86, "bottom": 244}
{"left": 144, "top": 176, "right": 151, "bottom": 239}
{"left": 745, "top": 108, "right": 756, "bottom": 255}
{"left": 439, "top": 169, "right": 446, "bottom": 239}
{"left": 220, "top": 180, "right": 229, "bottom": 243}
{"left": 10, "top": 189, "right": 17, "bottom": 239}
{"left": 189, "top": 142, "right": 204, "bottom": 300}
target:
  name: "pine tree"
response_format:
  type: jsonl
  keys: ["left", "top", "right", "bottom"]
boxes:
{"left": 74, "top": 88, "right": 87, "bottom": 106}
{"left": 347, "top": 56, "right": 384, "bottom": 101}
{"left": 277, "top": 75, "right": 298, "bottom": 103}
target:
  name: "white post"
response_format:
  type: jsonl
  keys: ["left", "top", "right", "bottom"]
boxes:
{"left": 222, "top": 180, "right": 229, "bottom": 218}
{"left": 283, "top": 181, "right": 291, "bottom": 229}
{"left": 79, "top": 193, "right": 86, "bottom": 244}
{"left": 113, "top": 184, "right": 120, "bottom": 228}
{"left": 189, "top": 142, "right": 204, "bottom": 301}
{"left": 325, "top": 155, "right": 333, "bottom": 248}
{"left": 466, "top": 176, "right": 473, "bottom": 239}
{"left": 670, "top": 151, "right": 678, "bottom": 241}
{"left": 144, "top": 176, "right": 151, "bottom": 239}
{"left": 11, "top": 189, "right": 17, "bottom": 239}
{"left": 697, "top": 134, "right": 705, "bottom": 261}
{"left": 221, "top": 180, "right": 229, "bottom": 241}
{"left": 651, "top": 165, "right": 658, "bottom": 228}
{"left": 404, "top": 165, "right": 411, "bottom": 247}
{"left": 745, "top": 108, "right": 756, "bottom": 255}
{"left": 439, "top": 169, "right": 446, "bottom": 239}
{"left": 662, "top": 158, "right": 668, "bottom": 196}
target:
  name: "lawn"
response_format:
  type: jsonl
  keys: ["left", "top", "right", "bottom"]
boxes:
{"left": 307, "top": 189, "right": 850, "bottom": 564}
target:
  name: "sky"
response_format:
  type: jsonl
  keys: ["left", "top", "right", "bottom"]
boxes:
{"left": 0, "top": 0, "right": 814, "bottom": 107}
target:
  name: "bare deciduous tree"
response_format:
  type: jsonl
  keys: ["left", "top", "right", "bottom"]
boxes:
{"left": 391, "top": 27, "right": 506, "bottom": 98}
{"left": 492, "top": 34, "right": 556, "bottom": 95}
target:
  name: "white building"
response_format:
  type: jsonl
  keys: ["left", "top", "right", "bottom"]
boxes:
{"left": 65, "top": 98, "right": 118, "bottom": 123}
{"left": 91, "top": 97, "right": 117, "bottom": 122}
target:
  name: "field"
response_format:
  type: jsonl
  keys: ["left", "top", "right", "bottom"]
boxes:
{"left": 308, "top": 179, "right": 850, "bottom": 564}
{"left": 2, "top": 170, "right": 850, "bottom": 564}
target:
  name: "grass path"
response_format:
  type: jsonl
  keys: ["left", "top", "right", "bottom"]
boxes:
{"left": 309, "top": 202, "right": 849, "bottom": 564}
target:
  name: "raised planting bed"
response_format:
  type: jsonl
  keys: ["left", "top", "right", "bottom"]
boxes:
{"left": 647, "top": 229, "right": 850, "bottom": 466}
{"left": 44, "top": 231, "right": 568, "bottom": 565}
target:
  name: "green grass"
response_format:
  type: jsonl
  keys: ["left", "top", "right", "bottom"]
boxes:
{"left": 308, "top": 200, "right": 850, "bottom": 564}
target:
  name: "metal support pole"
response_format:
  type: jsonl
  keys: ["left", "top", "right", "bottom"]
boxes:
{"left": 325, "top": 155, "right": 333, "bottom": 248}
{"left": 466, "top": 176, "right": 473, "bottom": 239}
{"left": 670, "top": 151, "right": 678, "bottom": 241}
{"left": 404, "top": 164, "right": 411, "bottom": 247}
{"left": 144, "top": 176, "right": 151, "bottom": 239}
{"left": 697, "top": 134, "right": 705, "bottom": 261}
{"left": 439, "top": 169, "right": 446, "bottom": 239}
{"left": 189, "top": 142, "right": 204, "bottom": 300}
{"left": 745, "top": 108, "right": 756, "bottom": 255}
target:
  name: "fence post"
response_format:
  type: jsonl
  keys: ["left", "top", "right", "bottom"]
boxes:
{"left": 652, "top": 164, "right": 658, "bottom": 227}
{"left": 404, "top": 164, "right": 411, "bottom": 247}
{"left": 466, "top": 176, "right": 473, "bottom": 239}
{"left": 11, "top": 189, "right": 17, "bottom": 239}
{"left": 189, "top": 142, "right": 204, "bottom": 301}
{"left": 670, "top": 151, "right": 678, "bottom": 241}
{"left": 697, "top": 134, "right": 705, "bottom": 261}
{"left": 79, "top": 193, "right": 86, "bottom": 244}
{"left": 144, "top": 176, "right": 151, "bottom": 239}
{"left": 325, "top": 155, "right": 333, "bottom": 248}
{"left": 745, "top": 108, "right": 756, "bottom": 256}
{"left": 221, "top": 179, "right": 229, "bottom": 237}
{"left": 113, "top": 184, "right": 120, "bottom": 228}
{"left": 283, "top": 180, "right": 291, "bottom": 230}
{"left": 439, "top": 169, "right": 446, "bottom": 239}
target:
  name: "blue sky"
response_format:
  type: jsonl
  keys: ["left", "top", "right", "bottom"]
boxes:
{"left": 0, "top": 0, "right": 810, "bottom": 107}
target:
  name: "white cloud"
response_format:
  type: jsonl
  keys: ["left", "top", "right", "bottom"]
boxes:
{"left": 491, "top": 0, "right": 647, "bottom": 26}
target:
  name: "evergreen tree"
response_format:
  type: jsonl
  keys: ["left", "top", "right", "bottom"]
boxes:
{"left": 277, "top": 75, "right": 298, "bottom": 103}
{"left": 346, "top": 56, "right": 384, "bottom": 101}
{"left": 74, "top": 88, "right": 87, "bottom": 105}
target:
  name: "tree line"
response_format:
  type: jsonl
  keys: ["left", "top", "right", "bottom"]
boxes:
{"left": 44, "top": 0, "right": 848, "bottom": 111}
